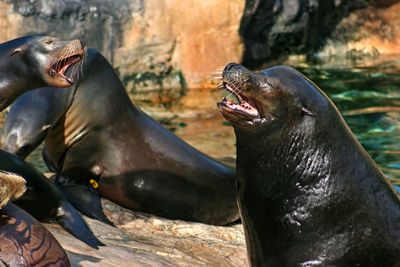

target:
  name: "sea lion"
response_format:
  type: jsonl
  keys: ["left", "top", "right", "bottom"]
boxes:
{"left": 1, "top": 48, "right": 239, "bottom": 225}
{"left": 217, "top": 63, "right": 400, "bottom": 266}
{"left": 0, "top": 35, "right": 85, "bottom": 111}
{"left": 0, "top": 36, "right": 103, "bottom": 248}
{"left": 1, "top": 86, "right": 71, "bottom": 159}
{"left": 0, "top": 149, "right": 104, "bottom": 248}
{"left": 0, "top": 169, "right": 70, "bottom": 265}
{"left": 0, "top": 203, "right": 70, "bottom": 266}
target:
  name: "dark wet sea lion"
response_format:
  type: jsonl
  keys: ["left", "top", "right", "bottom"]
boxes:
{"left": 1, "top": 86, "right": 71, "bottom": 159}
{"left": 0, "top": 149, "right": 104, "bottom": 248}
{"left": 0, "top": 35, "right": 85, "bottom": 111}
{"left": 0, "top": 36, "right": 102, "bottom": 248}
{"left": 1, "top": 48, "right": 239, "bottom": 225}
{"left": 0, "top": 203, "right": 70, "bottom": 266}
{"left": 0, "top": 172, "right": 70, "bottom": 265}
{"left": 217, "top": 63, "right": 400, "bottom": 266}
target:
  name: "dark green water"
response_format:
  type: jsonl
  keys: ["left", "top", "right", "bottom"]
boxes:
{"left": 24, "top": 56, "right": 400, "bottom": 190}
{"left": 295, "top": 57, "right": 400, "bottom": 187}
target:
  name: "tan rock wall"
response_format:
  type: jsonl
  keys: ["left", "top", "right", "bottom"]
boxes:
{"left": 116, "top": 0, "right": 245, "bottom": 88}
{"left": 320, "top": 2, "right": 400, "bottom": 57}
{"left": 0, "top": 2, "right": 23, "bottom": 42}
{"left": 0, "top": 0, "right": 244, "bottom": 90}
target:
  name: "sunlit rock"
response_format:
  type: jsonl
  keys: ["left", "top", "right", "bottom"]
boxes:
{"left": 0, "top": 0, "right": 244, "bottom": 90}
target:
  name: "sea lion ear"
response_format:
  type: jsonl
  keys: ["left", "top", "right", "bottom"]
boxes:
{"left": 301, "top": 106, "right": 314, "bottom": 117}
{"left": 9, "top": 48, "right": 22, "bottom": 57}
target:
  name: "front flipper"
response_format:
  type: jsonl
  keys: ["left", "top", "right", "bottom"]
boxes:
{"left": 56, "top": 200, "right": 105, "bottom": 249}
{"left": 55, "top": 176, "right": 114, "bottom": 226}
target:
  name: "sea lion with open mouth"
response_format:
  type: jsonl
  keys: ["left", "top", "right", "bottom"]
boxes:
{"left": 218, "top": 63, "right": 400, "bottom": 266}
{"left": 0, "top": 36, "right": 103, "bottom": 249}
{"left": 0, "top": 35, "right": 86, "bottom": 111}
{"left": 0, "top": 48, "right": 239, "bottom": 226}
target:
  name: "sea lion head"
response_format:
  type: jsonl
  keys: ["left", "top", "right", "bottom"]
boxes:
{"left": 0, "top": 35, "right": 86, "bottom": 111}
{"left": 217, "top": 63, "right": 337, "bottom": 139}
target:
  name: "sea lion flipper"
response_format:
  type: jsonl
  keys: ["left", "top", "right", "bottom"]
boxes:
{"left": 56, "top": 200, "right": 105, "bottom": 249}
{"left": 55, "top": 179, "right": 114, "bottom": 226}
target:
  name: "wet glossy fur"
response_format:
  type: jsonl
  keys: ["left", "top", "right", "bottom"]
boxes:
{"left": 1, "top": 49, "right": 239, "bottom": 225}
{"left": 218, "top": 63, "right": 400, "bottom": 266}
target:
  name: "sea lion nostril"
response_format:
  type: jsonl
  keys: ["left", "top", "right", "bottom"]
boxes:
{"left": 224, "top": 62, "right": 237, "bottom": 72}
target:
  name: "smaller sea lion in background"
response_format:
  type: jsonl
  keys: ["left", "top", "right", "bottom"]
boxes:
{"left": 218, "top": 63, "right": 400, "bottom": 266}
{"left": 0, "top": 147, "right": 104, "bottom": 249}
{"left": 0, "top": 203, "right": 70, "bottom": 266}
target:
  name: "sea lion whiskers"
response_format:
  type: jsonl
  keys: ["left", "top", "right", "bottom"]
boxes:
{"left": 50, "top": 40, "right": 86, "bottom": 84}
{"left": 69, "top": 50, "right": 87, "bottom": 82}
{"left": 208, "top": 67, "right": 225, "bottom": 84}
{"left": 209, "top": 73, "right": 224, "bottom": 85}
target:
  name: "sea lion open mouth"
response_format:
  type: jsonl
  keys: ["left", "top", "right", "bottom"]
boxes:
{"left": 219, "top": 81, "right": 259, "bottom": 119}
{"left": 50, "top": 53, "right": 84, "bottom": 84}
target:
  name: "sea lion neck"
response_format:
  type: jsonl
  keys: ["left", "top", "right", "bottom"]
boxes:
{"left": 236, "top": 120, "right": 331, "bottom": 187}
{"left": 72, "top": 49, "right": 140, "bottom": 118}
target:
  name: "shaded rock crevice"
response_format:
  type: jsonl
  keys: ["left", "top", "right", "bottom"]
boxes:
{"left": 239, "top": 0, "right": 399, "bottom": 69}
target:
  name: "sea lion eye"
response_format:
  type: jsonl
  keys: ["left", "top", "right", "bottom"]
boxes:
{"left": 301, "top": 106, "right": 314, "bottom": 117}
{"left": 44, "top": 40, "right": 54, "bottom": 45}
{"left": 10, "top": 48, "right": 22, "bottom": 57}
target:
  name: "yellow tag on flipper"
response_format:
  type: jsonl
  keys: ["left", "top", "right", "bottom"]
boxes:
{"left": 90, "top": 179, "right": 99, "bottom": 189}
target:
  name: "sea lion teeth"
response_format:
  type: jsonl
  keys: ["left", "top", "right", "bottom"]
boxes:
{"left": 51, "top": 54, "right": 83, "bottom": 84}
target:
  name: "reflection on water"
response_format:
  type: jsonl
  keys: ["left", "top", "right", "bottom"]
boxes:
{"left": 12, "top": 56, "right": 400, "bottom": 189}
{"left": 295, "top": 57, "right": 400, "bottom": 185}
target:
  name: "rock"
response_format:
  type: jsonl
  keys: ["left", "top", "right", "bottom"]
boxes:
{"left": 1, "top": 0, "right": 400, "bottom": 86}
{"left": 0, "top": 0, "right": 244, "bottom": 90}
{"left": 44, "top": 199, "right": 247, "bottom": 267}
{"left": 239, "top": 0, "right": 400, "bottom": 68}
{"left": 319, "top": 1, "right": 400, "bottom": 57}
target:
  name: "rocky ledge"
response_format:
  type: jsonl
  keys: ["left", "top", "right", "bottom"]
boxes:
{"left": 44, "top": 199, "right": 247, "bottom": 267}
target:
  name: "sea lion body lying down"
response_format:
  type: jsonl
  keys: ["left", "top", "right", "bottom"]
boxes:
{"left": 1, "top": 48, "right": 239, "bottom": 225}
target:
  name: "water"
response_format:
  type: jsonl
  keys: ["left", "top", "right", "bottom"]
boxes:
{"left": 12, "top": 55, "right": 400, "bottom": 189}
{"left": 293, "top": 56, "right": 400, "bottom": 186}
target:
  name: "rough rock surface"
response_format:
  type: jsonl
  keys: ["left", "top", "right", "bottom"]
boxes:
{"left": 44, "top": 199, "right": 247, "bottom": 267}
{"left": 319, "top": 1, "right": 400, "bottom": 57}
{"left": 1, "top": 0, "right": 400, "bottom": 85}
{"left": 0, "top": 0, "right": 244, "bottom": 90}
{"left": 239, "top": 0, "right": 400, "bottom": 68}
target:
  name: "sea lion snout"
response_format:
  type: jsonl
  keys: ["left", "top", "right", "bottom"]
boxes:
{"left": 45, "top": 37, "right": 86, "bottom": 86}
